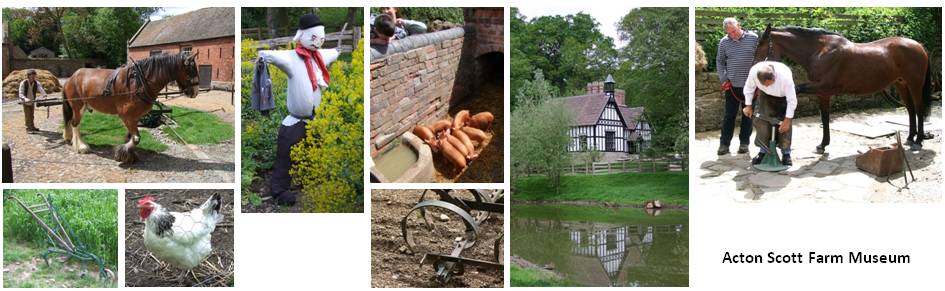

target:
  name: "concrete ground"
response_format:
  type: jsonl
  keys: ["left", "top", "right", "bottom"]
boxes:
{"left": 1, "top": 90, "right": 235, "bottom": 183}
{"left": 695, "top": 104, "right": 942, "bottom": 203}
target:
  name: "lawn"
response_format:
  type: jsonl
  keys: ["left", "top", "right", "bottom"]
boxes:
{"left": 161, "top": 106, "right": 234, "bottom": 144}
{"left": 79, "top": 111, "right": 168, "bottom": 152}
{"left": 511, "top": 265, "right": 579, "bottom": 287}
{"left": 512, "top": 171, "right": 688, "bottom": 206}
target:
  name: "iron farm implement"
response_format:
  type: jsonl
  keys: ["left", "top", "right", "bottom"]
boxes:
{"left": 5, "top": 193, "right": 114, "bottom": 282}
{"left": 400, "top": 189, "right": 504, "bottom": 283}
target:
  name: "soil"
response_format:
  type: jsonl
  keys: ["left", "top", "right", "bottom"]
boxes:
{"left": 437, "top": 81, "right": 505, "bottom": 183}
{"left": 1, "top": 90, "right": 235, "bottom": 183}
{"left": 124, "top": 189, "right": 235, "bottom": 287}
{"left": 3, "top": 240, "right": 116, "bottom": 288}
{"left": 371, "top": 189, "right": 504, "bottom": 288}
{"left": 240, "top": 169, "right": 305, "bottom": 213}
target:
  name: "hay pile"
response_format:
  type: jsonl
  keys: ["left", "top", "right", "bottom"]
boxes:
{"left": 694, "top": 42, "right": 707, "bottom": 72}
{"left": 3, "top": 69, "right": 62, "bottom": 99}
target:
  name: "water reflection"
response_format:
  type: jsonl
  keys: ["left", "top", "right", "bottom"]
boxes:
{"left": 512, "top": 207, "right": 688, "bottom": 287}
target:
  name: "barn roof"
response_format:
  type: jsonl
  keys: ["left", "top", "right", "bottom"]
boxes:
{"left": 128, "top": 7, "right": 234, "bottom": 48}
{"left": 558, "top": 93, "right": 645, "bottom": 127}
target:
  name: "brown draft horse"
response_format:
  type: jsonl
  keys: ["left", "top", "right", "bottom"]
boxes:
{"left": 754, "top": 25, "right": 933, "bottom": 153}
{"left": 61, "top": 52, "right": 200, "bottom": 164}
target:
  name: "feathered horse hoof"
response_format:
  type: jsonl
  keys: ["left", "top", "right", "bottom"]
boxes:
{"left": 114, "top": 144, "right": 138, "bottom": 165}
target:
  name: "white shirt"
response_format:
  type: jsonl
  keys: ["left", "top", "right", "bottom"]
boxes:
{"left": 258, "top": 48, "right": 340, "bottom": 126}
{"left": 19, "top": 79, "right": 47, "bottom": 101}
{"left": 743, "top": 61, "right": 798, "bottom": 119}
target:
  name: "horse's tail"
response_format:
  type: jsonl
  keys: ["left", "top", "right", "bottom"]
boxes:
{"left": 62, "top": 85, "right": 73, "bottom": 127}
{"left": 921, "top": 55, "right": 933, "bottom": 118}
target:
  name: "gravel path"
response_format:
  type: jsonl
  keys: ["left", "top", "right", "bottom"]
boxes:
{"left": 695, "top": 104, "right": 942, "bottom": 203}
{"left": 1, "top": 91, "right": 235, "bottom": 183}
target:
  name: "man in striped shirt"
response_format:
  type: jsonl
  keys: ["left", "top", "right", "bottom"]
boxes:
{"left": 715, "top": 17, "right": 758, "bottom": 155}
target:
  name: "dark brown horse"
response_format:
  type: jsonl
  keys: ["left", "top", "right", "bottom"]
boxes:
{"left": 754, "top": 25, "right": 933, "bottom": 153}
{"left": 62, "top": 52, "right": 200, "bottom": 164}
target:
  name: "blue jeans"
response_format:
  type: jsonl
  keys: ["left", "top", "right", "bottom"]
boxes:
{"left": 719, "top": 87, "right": 752, "bottom": 146}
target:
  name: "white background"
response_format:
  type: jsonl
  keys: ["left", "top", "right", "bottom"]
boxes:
{"left": 1, "top": 0, "right": 943, "bottom": 290}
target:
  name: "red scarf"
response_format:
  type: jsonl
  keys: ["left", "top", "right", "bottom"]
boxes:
{"left": 294, "top": 45, "right": 330, "bottom": 91}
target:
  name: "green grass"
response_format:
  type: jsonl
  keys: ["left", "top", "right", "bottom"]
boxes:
{"left": 511, "top": 265, "right": 580, "bottom": 287}
{"left": 513, "top": 204, "right": 689, "bottom": 225}
{"left": 512, "top": 171, "right": 689, "bottom": 206}
{"left": 3, "top": 189, "right": 119, "bottom": 267}
{"left": 79, "top": 111, "right": 168, "bottom": 152}
{"left": 3, "top": 240, "right": 116, "bottom": 288}
{"left": 161, "top": 106, "right": 234, "bottom": 144}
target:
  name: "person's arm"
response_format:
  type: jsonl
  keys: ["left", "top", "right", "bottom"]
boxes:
{"left": 716, "top": 39, "right": 727, "bottom": 84}
{"left": 318, "top": 48, "right": 341, "bottom": 65}
{"left": 782, "top": 69, "right": 798, "bottom": 119}
{"left": 399, "top": 19, "right": 427, "bottom": 35}
{"left": 18, "top": 81, "right": 28, "bottom": 101}
{"left": 258, "top": 50, "right": 293, "bottom": 78}
{"left": 36, "top": 82, "right": 47, "bottom": 97}
{"left": 742, "top": 66, "right": 757, "bottom": 106}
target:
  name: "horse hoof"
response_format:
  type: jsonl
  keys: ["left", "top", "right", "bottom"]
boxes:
{"left": 114, "top": 145, "right": 136, "bottom": 164}
{"left": 909, "top": 144, "right": 923, "bottom": 151}
{"left": 76, "top": 145, "right": 90, "bottom": 154}
{"left": 814, "top": 146, "right": 826, "bottom": 154}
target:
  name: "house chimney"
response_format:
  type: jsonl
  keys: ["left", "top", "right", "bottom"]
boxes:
{"left": 586, "top": 81, "right": 603, "bottom": 95}
{"left": 615, "top": 89, "right": 626, "bottom": 106}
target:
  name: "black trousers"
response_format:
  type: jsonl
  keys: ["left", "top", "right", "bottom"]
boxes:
{"left": 720, "top": 87, "right": 752, "bottom": 146}
{"left": 269, "top": 121, "right": 308, "bottom": 203}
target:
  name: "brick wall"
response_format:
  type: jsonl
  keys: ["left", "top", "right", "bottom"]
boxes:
{"left": 464, "top": 8, "right": 504, "bottom": 57}
{"left": 370, "top": 28, "right": 466, "bottom": 156}
{"left": 10, "top": 58, "right": 107, "bottom": 78}
{"left": 695, "top": 69, "right": 893, "bottom": 132}
{"left": 128, "top": 37, "right": 235, "bottom": 83}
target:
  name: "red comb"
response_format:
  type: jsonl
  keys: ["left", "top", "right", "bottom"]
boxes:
{"left": 137, "top": 196, "right": 155, "bottom": 206}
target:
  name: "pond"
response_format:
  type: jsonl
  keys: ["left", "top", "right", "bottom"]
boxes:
{"left": 511, "top": 204, "right": 688, "bottom": 287}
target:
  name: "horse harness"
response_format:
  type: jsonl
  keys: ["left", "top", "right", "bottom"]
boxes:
{"left": 763, "top": 29, "right": 775, "bottom": 62}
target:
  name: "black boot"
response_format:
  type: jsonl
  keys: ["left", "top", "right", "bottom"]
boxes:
{"left": 273, "top": 191, "right": 298, "bottom": 206}
{"left": 751, "top": 153, "right": 766, "bottom": 165}
{"left": 782, "top": 153, "right": 792, "bottom": 166}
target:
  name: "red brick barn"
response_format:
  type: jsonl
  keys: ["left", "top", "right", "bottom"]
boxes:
{"left": 127, "top": 7, "right": 235, "bottom": 85}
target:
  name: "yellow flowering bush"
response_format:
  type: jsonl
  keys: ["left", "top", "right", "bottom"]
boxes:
{"left": 290, "top": 39, "right": 364, "bottom": 213}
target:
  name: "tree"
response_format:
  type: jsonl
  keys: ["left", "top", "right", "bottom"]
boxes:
{"left": 510, "top": 9, "right": 618, "bottom": 110}
{"left": 616, "top": 7, "right": 689, "bottom": 156}
{"left": 511, "top": 69, "right": 574, "bottom": 194}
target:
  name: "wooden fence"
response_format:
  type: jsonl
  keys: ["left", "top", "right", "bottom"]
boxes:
{"left": 522, "top": 157, "right": 688, "bottom": 176}
{"left": 245, "top": 24, "right": 362, "bottom": 53}
{"left": 695, "top": 10, "right": 902, "bottom": 43}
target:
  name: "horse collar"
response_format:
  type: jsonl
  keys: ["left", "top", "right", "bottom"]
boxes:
{"left": 130, "top": 60, "right": 156, "bottom": 105}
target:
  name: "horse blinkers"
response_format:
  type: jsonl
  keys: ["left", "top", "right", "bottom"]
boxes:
{"left": 180, "top": 52, "right": 201, "bottom": 98}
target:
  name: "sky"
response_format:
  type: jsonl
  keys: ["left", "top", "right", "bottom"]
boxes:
{"left": 516, "top": 6, "right": 639, "bottom": 48}
{"left": 150, "top": 7, "right": 200, "bottom": 20}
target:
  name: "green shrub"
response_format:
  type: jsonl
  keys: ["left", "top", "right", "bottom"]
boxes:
{"left": 290, "top": 39, "right": 364, "bottom": 213}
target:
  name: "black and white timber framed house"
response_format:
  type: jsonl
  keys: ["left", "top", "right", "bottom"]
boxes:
{"left": 561, "top": 75, "right": 653, "bottom": 162}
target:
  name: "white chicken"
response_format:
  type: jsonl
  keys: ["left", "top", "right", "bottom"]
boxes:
{"left": 137, "top": 194, "right": 223, "bottom": 276}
